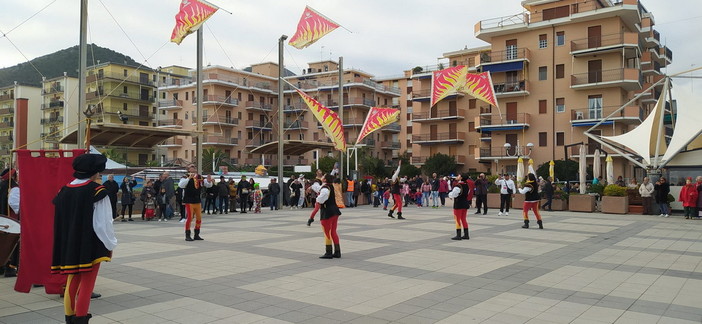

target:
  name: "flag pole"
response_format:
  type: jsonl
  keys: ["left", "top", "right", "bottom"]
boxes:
{"left": 338, "top": 56, "right": 344, "bottom": 180}
{"left": 277, "top": 35, "right": 287, "bottom": 210}
{"left": 77, "top": 0, "right": 88, "bottom": 149}
{"left": 196, "top": 28, "right": 204, "bottom": 174}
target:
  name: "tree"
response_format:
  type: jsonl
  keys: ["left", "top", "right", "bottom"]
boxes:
{"left": 412, "top": 66, "right": 424, "bottom": 74}
{"left": 535, "top": 159, "right": 582, "bottom": 182}
{"left": 202, "top": 148, "right": 231, "bottom": 174}
{"left": 101, "top": 148, "right": 126, "bottom": 164}
{"left": 422, "top": 153, "right": 458, "bottom": 177}
{"left": 311, "top": 156, "right": 338, "bottom": 175}
{"left": 358, "top": 147, "right": 389, "bottom": 178}
{"left": 397, "top": 152, "right": 421, "bottom": 178}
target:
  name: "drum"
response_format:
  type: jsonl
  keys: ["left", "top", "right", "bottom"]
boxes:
{"left": 0, "top": 216, "right": 20, "bottom": 266}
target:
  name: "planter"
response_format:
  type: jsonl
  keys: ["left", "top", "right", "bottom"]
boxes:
{"left": 601, "top": 196, "right": 629, "bottom": 214}
{"left": 541, "top": 198, "right": 567, "bottom": 211}
{"left": 487, "top": 193, "right": 502, "bottom": 209}
{"left": 512, "top": 194, "right": 524, "bottom": 210}
{"left": 628, "top": 205, "right": 644, "bottom": 214}
{"left": 569, "top": 194, "right": 596, "bottom": 212}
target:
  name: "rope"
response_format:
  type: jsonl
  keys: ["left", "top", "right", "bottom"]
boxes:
{"left": 0, "top": 0, "right": 58, "bottom": 38}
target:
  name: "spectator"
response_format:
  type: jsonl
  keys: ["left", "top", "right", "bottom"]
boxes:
{"left": 473, "top": 173, "right": 489, "bottom": 215}
{"left": 361, "top": 179, "right": 371, "bottom": 205}
{"left": 679, "top": 177, "right": 698, "bottom": 219}
{"left": 495, "top": 174, "right": 516, "bottom": 216}
{"left": 654, "top": 177, "right": 670, "bottom": 217}
{"left": 228, "top": 179, "right": 238, "bottom": 212}
{"left": 615, "top": 176, "right": 626, "bottom": 187}
{"left": 438, "top": 176, "right": 449, "bottom": 207}
{"left": 421, "top": 178, "right": 432, "bottom": 209}
{"left": 237, "top": 175, "right": 252, "bottom": 213}
{"left": 120, "top": 176, "right": 137, "bottom": 222}
{"left": 268, "top": 178, "right": 280, "bottom": 210}
{"left": 541, "top": 176, "right": 554, "bottom": 211}
{"left": 639, "top": 177, "right": 654, "bottom": 215}
{"left": 140, "top": 179, "right": 155, "bottom": 220}
{"left": 345, "top": 177, "right": 355, "bottom": 207}
{"left": 217, "top": 176, "right": 229, "bottom": 214}
{"left": 103, "top": 174, "right": 119, "bottom": 219}
{"left": 203, "top": 181, "right": 217, "bottom": 214}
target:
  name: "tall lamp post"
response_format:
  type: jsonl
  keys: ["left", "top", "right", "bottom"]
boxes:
{"left": 503, "top": 140, "right": 533, "bottom": 180}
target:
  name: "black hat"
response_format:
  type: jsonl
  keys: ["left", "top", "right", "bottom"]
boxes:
{"left": 73, "top": 154, "right": 107, "bottom": 179}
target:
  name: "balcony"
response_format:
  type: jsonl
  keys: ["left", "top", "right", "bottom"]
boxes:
{"left": 357, "top": 138, "right": 375, "bottom": 146}
{"left": 157, "top": 99, "right": 183, "bottom": 110}
{"left": 157, "top": 119, "right": 184, "bottom": 128}
{"left": 478, "top": 48, "right": 530, "bottom": 66}
{"left": 202, "top": 136, "right": 238, "bottom": 146}
{"left": 412, "top": 108, "right": 466, "bottom": 122}
{"left": 0, "top": 121, "right": 14, "bottom": 128}
{"left": 40, "top": 116, "right": 64, "bottom": 125}
{"left": 570, "top": 105, "right": 642, "bottom": 127}
{"left": 41, "top": 101, "right": 65, "bottom": 110}
{"left": 245, "top": 139, "right": 265, "bottom": 147}
{"left": 0, "top": 136, "right": 12, "bottom": 144}
{"left": 476, "top": 146, "right": 532, "bottom": 160}
{"left": 0, "top": 93, "right": 14, "bottom": 101}
{"left": 0, "top": 149, "right": 11, "bottom": 156}
{"left": 283, "top": 104, "right": 307, "bottom": 113}
{"left": 196, "top": 95, "right": 238, "bottom": 107}
{"left": 43, "top": 85, "right": 64, "bottom": 94}
{"left": 494, "top": 80, "right": 529, "bottom": 98}
{"left": 570, "top": 32, "right": 638, "bottom": 56}
{"left": 245, "top": 120, "right": 273, "bottom": 130}
{"left": 343, "top": 117, "right": 365, "bottom": 127}
{"left": 381, "top": 124, "right": 401, "bottom": 133}
{"left": 570, "top": 68, "right": 641, "bottom": 91}
{"left": 244, "top": 101, "right": 273, "bottom": 111}
{"left": 87, "top": 71, "right": 155, "bottom": 86}
{"left": 412, "top": 132, "right": 465, "bottom": 145}
{"left": 659, "top": 46, "right": 673, "bottom": 64}
{"left": 412, "top": 155, "right": 466, "bottom": 165}
{"left": 86, "top": 91, "right": 154, "bottom": 102}
{"left": 643, "top": 61, "right": 662, "bottom": 75}
{"left": 380, "top": 141, "right": 401, "bottom": 150}
{"left": 158, "top": 138, "right": 183, "bottom": 147}
{"left": 284, "top": 120, "right": 308, "bottom": 130}
{"left": 476, "top": 113, "right": 530, "bottom": 131}
{"left": 0, "top": 108, "right": 14, "bottom": 115}
{"left": 644, "top": 29, "right": 661, "bottom": 47}
{"left": 203, "top": 116, "right": 239, "bottom": 127}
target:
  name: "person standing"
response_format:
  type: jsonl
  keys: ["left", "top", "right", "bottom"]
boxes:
{"left": 448, "top": 173, "right": 474, "bottom": 240}
{"left": 248, "top": 178, "right": 256, "bottom": 211}
{"left": 352, "top": 179, "right": 360, "bottom": 207}
{"left": 639, "top": 177, "right": 654, "bottom": 215}
{"left": 361, "top": 179, "right": 371, "bottom": 205}
{"left": 140, "top": 180, "right": 155, "bottom": 220}
{"left": 52, "top": 154, "right": 117, "bottom": 324}
{"left": 696, "top": 176, "right": 702, "bottom": 219}
{"left": 495, "top": 174, "right": 516, "bottom": 216}
{"left": 103, "top": 174, "right": 119, "bottom": 220}
{"left": 160, "top": 172, "right": 175, "bottom": 219}
{"left": 654, "top": 177, "right": 670, "bottom": 217}
{"left": 519, "top": 173, "right": 544, "bottom": 229}
{"left": 119, "top": 176, "right": 137, "bottom": 222}
{"left": 216, "top": 176, "right": 229, "bottom": 214}
{"left": 155, "top": 187, "right": 168, "bottom": 222}
{"left": 473, "top": 173, "right": 489, "bottom": 215}
{"left": 179, "top": 164, "right": 212, "bottom": 241}
{"left": 679, "top": 177, "right": 698, "bottom": 219}
{"left": 268, "top": 178, "right": 280, "bottom": 210}
{"left": 228, "top": 179, "right": 238, "bottom": 212}
{"left": 345, "top": 178, "right": 355, "bottom": 208}
{"left": 421, "top": 179, "right": 432, "bottom": 209}
{"left": 203, "top": 180, "right": 217, "bottom": 215}
{"left": 438, "top": 176, "right": 449, "bottom": 207}
{"left": 387, "top": 161, "right": 405, "bottom": 219}
{"left": 316, "top": 175, "right": 342, "bottom": 259}
{"left": 289, "top": 178, "right": 303, "bottom": 210}
{"left": 540, "top": 176, "right": 554, "bottom": 211}
{"left": 176, "top": 176, "right": 186, "bottom": 222}
{"left": 236, "top": 175, "right": 251, "bottom": 213}
{"left": 252, "top": 183, "right": 263, "bottom": 213}
{"left": 429, "top": 173, "right": 440, "bottom": 208}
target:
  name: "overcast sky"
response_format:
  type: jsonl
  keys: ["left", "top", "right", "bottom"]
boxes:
{"left": 1, "top": 0, "right": 700, "bottom": 103}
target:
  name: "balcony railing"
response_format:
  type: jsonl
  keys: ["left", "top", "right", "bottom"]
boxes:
{"left": 245, "top": 120, "right": 273, "bottom": 129}
{"left": 202, "top": 136, "right": 238, "bottom": 145}
{"left": 480, "top": 48, "right": 530, "bottom": 64}
{"left": 0, "top": 94, "right": 14, "bottom": 101}
{"left": 412, "top": 155, "right": 466, "bottom": 164}
{"left": 158, "top": 99, "right": 183, "bottom": 109}
{"left": 40, "top": 116, "right": 64, "bottom": 124}
{"left": 244, "top": 101, "right": 273, "bottom": 111}
{"left": 570, "top": 32, "right": 638, "bottom": 53}
{"left": 195, "top": 95, "right": 239, "bottom": 106}
{"left": 283, "top": 104, "right": 307, "bottom": 113}
{"left": 571, "top": 68, "right": 641, "bottom": 90}
{"left": 478, "top": 146, "right": 532, "bottom": 159}
{"left": 0, "top": 121, "right": 14, "bottom": 128}
{"left": 245, "top": 139, "right": 265, "bottom": 147}
{"left": 41, "top": 101, "right": 65, "bottom": 110}
{"left": 157, "top": 119, "right": 183, "bottom": 127}
{"left": 412, "top": 108, "right": 466, "bottom": 121}
{"left": 43, "top": 85, "right": 64, "bottom": 94}
{"left": 343, "top": 117, "right": 366, "bottom": 126}
{"left": 382, "top": 124, "right": 401, "bottom": 132}
{"left": 87, "top": 71, "right": 155, "bottom": 86}
{"left": 478, "top": 113, "right": 530, "bottom": 128}
{"left": 158, "top": 138, "right": 183, "bottom": 146}
{"left": 412, "top": 132, "right": 465, "bottom": 143}
{"left": 570, "top": 105, "right": 642, "bottom": 123}
{"left": 493, "top": 80, "right": 529, "bottom": 97}
{"left": 203, "top": 116, "right": 239, "bottom": 126}
{"left": 0, "top": 108, "right": 14, "bottom": 115}
{"left": 660, "top": 46, "right": 673, "bottom": 62}
{"left": 380, "top": 141, "right": 401, "bottom": 149}
{"left": 284, "top": 120, "right": 308, "bottom": 129}
{"left": 86, "top": 91, "right": 154, "bottom": 102}
{"left": 358, "top": 138, "right": 375, "bottom": 146}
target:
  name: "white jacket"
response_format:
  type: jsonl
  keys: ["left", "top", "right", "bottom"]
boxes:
{"left": 639, "top": 182, "right": 654, "bottom": 198}
{"left": 495, "top": 178, "right": 516, "bottom": 195}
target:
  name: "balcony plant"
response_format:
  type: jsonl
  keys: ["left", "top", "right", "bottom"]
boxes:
{"left": 601, "top": 184, "right": 629, "bottom": 214}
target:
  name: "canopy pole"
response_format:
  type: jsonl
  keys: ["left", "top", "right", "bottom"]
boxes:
{"left": 277, "top": 35, "right": 287, "bottom": 210}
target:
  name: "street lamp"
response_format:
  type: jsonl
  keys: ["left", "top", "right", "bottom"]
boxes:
{"left": 503, "top": 140, "right": 533, "bottom": 157}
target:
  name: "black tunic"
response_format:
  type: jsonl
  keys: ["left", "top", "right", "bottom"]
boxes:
{"left": 524, "top": 182, "right": 540, "bottom": 201}
{"left": 320, "top": 184, "right": 342, "bottom": 220}
{"left": 453, "top": 182, "right": 471, "bottom": 210}
{"left": 51, "top": 181, "right": 111, "bottom": 274}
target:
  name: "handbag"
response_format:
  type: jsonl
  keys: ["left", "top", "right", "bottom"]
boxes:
{"left": 507, "top": 188, "right": 513, "bottom": 194}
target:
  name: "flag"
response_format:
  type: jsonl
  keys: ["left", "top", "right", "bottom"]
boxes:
{"left": 431, "top": 66, "right": 468, "bottom": 107}
{"left": 170, "top": 0, "right": 219, "bottom": 45}
{"left": 355, "top": 107, "right": 400, "bottom": 145}
{"left": 288, "top": 6, "right": 340, "bottom": 49}
{"left": 296, "top": 90, "right": 346, "bottom": 151}
{"left": 461, "top": 72, "right": 498, "bottom": 108}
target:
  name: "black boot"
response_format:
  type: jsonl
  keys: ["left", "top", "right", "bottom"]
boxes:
{"left": 397, "top": 212, "right": 405, "bottom": 220}
{"left": 387, "top": 210, "right": 395, "bottom": 218}
{"left": 522, "top": 220, "right": 529, "bottom": 229}
{"left": 185, "top": 230, "right": 194, "bottom": 241}
{"left": 319, "top": 245, "right": 333, "bottom": 259}
{"left": 72, "top": 314, "right": 91, "bottom": 324}
{"left": 194, "top": 229, "right": 204, "bottom": 240}
{"left": 307, "top": 218, "right": 314, "bottom": 226}
{"left": 451, "top": 229, "right": 462, "bottom": 240}
{"left": 462, "top": 228, "right": 470, "bottom": 240}
{"left": 65, "top": 315, "right": 75, "bottom": 324}
{"left": 537, "top": 220, "right": 543, "bottom": 229}
{"left": 3, "top": 266, "right": 17, "bottom": 277}
{"left": 333, "top": 244, "right": 341, "bottom": 258}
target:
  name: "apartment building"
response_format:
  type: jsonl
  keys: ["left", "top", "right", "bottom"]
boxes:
{"left": 0, "top": 82, "right": 42, "bottom": 166}
{"left": 395, "top": 0, "right": 670, "bottom": 179}
{"left": 157, "top": 61, "right": 401, "bottom": 169}
{"left": 40, "top": 74, "right": 79, "bottom": 149}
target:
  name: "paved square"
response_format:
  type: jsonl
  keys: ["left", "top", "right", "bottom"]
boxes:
{"left": 1, "top": 205, "right": 702, "bottom": 323}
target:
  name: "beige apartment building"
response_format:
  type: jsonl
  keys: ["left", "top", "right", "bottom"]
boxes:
{"left": 399, "top": 0, "right": 670, "bottom": 180}
{"left": 0, "top": 82, "right": 42, "bottom": 166}
{"left": 158, "top": 61, "right": 401, "bottom": 169}
{"left": 40, "top": 74, "right": 79, "bottom": 150}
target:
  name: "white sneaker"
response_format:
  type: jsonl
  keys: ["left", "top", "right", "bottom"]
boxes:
{"left": 659, "top": 214, "right": 664, "bottom": 217}
{"left": 498, "top": 212, "right": 503, "bottom": 216}
{"left": 505, "top": 212, "right": 509, "bottom": 216}
{"left": 179, "top": 219, "right": 185, "bottom": 223}
{"left": 664, "top": 214, "right": 669, "bottom": 218}
{"left": 158, "top": 219, "right": 162, "bottom": 222}
{"left": 164, "top": 219, "right": 168, "bottom": 222}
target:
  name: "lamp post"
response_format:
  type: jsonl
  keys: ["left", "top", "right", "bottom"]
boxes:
{"left": 503, "top": 141, "right": 533, "bottom": 158}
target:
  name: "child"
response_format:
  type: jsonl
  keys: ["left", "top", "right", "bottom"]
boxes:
{"left": 156, "top": 187, "right": 168, "bottom": 222}
{"left": 253, "top": 183, "right": 263, "bottom": 213}
{"left": 144, "top": 192, "right": 156, "bottom": 221}
{"left": 382, "top": 189, "right": 390, "bottom": 210}
{"left": 415, "top": 188, "right": 423, "bottom": 207}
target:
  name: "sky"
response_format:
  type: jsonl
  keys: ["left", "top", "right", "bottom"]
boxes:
{"left": 0, "top": 0, "right": 700, "bottom": 104}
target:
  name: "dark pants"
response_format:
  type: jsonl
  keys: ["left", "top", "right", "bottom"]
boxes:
{"left": 109, "top": 196, "right": 118, "bottom": 219}
{"left": 500, "top": 194, "right": 511, "bottom": 213}
{"left": 179, "top": 203, "right": 186, "bottom": 219}
{"left": 218, "top": 196, "right": 229, "bottom": 213}
{"left": 230, "top": 197, "right": 238, "bottom": 211}
{"left": 364, "top": 193, "right": 371, "bottom": 205}
{"left": 475, "top": 194, "right": 487, "bottom": 213}
{"left": 121, "top": 204, "right": 133, "bottom": 218}
{"left": 239, "top": 194, "right": 249, "bottom": 212}
{"left": 541, "top": 193, "right": 553, "bottom": 210}
{"left": 204, "top": 196, "right": 216, "bottom": 213}
{"left": 439, "top": 192, "right": 447, "bottom": 206}
{"left": 642, "top": 196, "right": 653, "bottom": 214}
{"left": 270, "top": 194, "right": 278, "bottom": 210}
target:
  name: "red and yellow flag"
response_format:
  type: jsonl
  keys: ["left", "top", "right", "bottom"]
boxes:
{"left": 170, "top": 0, "right": 219, "bottom": 45}
{"left": 296, "top": 90, "right": 346, "bottom": 152}
{"left": 461, "top": 72, "right": 499, "bottom": 108}
{"left": 355, "top": 107, "right": 400, "bottom": 145}
{"left": 288, "top": 6, "right": 340, "bottom": 49}
{"left": 431, "top": 66, "right": 468, "bottom": 107}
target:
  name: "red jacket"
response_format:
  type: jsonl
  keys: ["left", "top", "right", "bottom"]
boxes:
{"left": 679, "top": 184, "right": 698, "bottom": 207}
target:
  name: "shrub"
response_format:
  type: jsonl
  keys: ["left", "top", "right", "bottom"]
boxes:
{"left": 553, "top": 190, "right": 569, "bottom": 201}
{"left": 487, "top": 174, "right": 500, "bottom": 193}
{"left": 588, "top": 183, "right": 604, "bottom": 195}
{"left": 603, "top": 184, "right": 627, "bottom": 196}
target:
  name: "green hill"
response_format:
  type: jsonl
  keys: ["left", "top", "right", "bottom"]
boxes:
{"left": 0, "top": 44, "right": 142, "bottom": 87}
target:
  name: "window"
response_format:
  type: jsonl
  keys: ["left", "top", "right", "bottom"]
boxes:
{"left": 588, "top": 95, "right": 603, "bottom": 119}
{"left": 539, "top": 100, "right": 547, "bottom": 114}
{"left": 539, "top": 132, "right": 547, "bottom": 147}
{"left": 469, "top": 99, "right": 476, "bottom": 109}
{"left": 468, "top": 122, "right": 475, "bottom": 132}
{"left": 185, "top": 92, "right": 188, "bottom": 100}
{"left": 556, "top": 132, "right": 564, "bottom": 146}
{"left": 506, "top": 40, "right": 518, "bottom": 60}
{"left": 539, "top": 66, "right": 548, "bottom": 81}
{"left": 556, "top": 98, "right": 565, "bottom": 113}
{"left": 123, "top": 103, "right": 127, "bottom": 110}
{"left": 123, "top": 86, "right": 128, "bottom": 94}
{"left": 123, "top": 69, "right": 128, "bottom": 77}
{"left": 556, "top": 31, "right": 565, "bottom": 46}
{"left": 539, "top": 34, "right": 547, "bottom": 48}
{"left": 556, "top": 64, "right": 565, "bottom": 79}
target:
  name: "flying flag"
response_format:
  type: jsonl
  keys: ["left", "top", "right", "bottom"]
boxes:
{"left": 288, "top": 6, "right": 340, "bottom": 49}
{"left": 461, "top": 72, "right": 499, "bottom": 108}
{"left": 296, "top": 89, "right": 346, "bottom": 151}
{"left": 355, "top": 107, "right": 401, "bottom": 145}
{"left": 431, "top": 66, "right": 468, "bottom": 107}
{"left": 170, "top": 0, "right": 219, "bottom": 45}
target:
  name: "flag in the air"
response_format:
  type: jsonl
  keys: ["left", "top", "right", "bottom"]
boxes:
{"left": 296, "top": 90, "right": 346, "bottom": 152}
{"left": 430, "top": 66, "right": 468, "bottom": 107}
{"left": 355, "top": 107, "right": 400, "bottom": 145}
{"left": 461, "top": 72, "right": 499, "bottom": 108}
{"left": 170, "top": 0, "right": 219, "bottom": 45}
{"left": 288, "top": 6, "right": 340, "bottom": 49}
